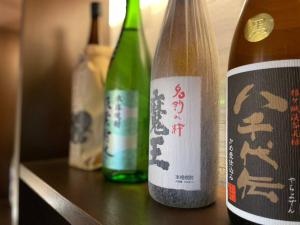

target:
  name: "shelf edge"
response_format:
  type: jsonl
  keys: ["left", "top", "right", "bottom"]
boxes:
{"left": 19, "top": 164, "right": 102, "bottom": 225}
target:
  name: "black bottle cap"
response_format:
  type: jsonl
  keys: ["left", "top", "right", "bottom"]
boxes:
{"left": 91, "top": 2, "right": 101, "bottom": 18}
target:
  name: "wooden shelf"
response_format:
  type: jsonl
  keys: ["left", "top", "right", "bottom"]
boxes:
{"left": 0, "top": 199, "right": 11, "bottom": 225}
{"left": 20, "top": 158, "right": 229, "bottom": 225}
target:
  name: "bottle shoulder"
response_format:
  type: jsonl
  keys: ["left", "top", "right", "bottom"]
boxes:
{"left": 151, "top": 28, "right": 218, "bottom": 78}
{"left": 105, "top": 28, "right": 151, "bottom": 90}
{"left": 229, "top": 1, "right": 300, "bottom": 70}
{"left": 111, "top": 28, "right": 150, "bottom": 61}
{"left": 151, "top": 0, "right": 218, "bottom": 79}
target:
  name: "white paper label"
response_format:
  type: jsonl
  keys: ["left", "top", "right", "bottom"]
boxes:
{"left": 149, "top": 76, "right": 201, "bottom": 191}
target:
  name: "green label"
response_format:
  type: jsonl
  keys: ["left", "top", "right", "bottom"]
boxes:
{"left": 104, "top": 90, "right": 138, "bottom": 170}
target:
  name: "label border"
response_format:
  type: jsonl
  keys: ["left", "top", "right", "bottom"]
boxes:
{"left": 149, "top": 76, "right": 202, "bottom": 191}
{"left": 226, "top": 59, "right": 300, "bottom": 224}
{"left": 228, "top": 59, "right": 300, "bottom": 77}
{"left": 227, "top": 203, "right": 300, "bottom": 225}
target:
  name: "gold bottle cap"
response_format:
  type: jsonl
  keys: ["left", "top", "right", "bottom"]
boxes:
{"left": 244, "top": 13, "right": 274, "bottom": 43}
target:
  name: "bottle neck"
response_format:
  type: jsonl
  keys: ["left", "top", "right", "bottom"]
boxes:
{"left": 163, "top": 0, "right": 208, "bottom": 35}
{"left": 124, "top": 0, "right": 141, "bottom": 29}
{"left": 167, "top": 0, "right": 202, "bottom": 11}
{"left": 164, "top": 0, "right": 205, "bottom": 27}
{"left": 89, "top": 15, "right": 99, "bottom": 45}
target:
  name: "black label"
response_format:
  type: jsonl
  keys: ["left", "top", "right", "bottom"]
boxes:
{"left": 227, "top": 65, "right": 300, "bottom": 222}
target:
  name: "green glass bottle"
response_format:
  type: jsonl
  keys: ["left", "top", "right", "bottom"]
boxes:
{"left": 103, "top": 0, "right": 151, "bottom": 183}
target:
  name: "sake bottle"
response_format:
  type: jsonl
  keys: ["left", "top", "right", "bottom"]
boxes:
{"left": 149, "top": 0, "right": 219, "bottom": 208}
{"left": 69, "top": 2, "right": 105, "bottom": 170}
{"left": 227, "top": 1, "right": 300, "bottom": 224}
{"left": 103, "top": 0, "right": 151, "bottom": 183}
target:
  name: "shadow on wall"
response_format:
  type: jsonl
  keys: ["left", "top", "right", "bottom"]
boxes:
{"left": 0, "top": 30, "right": 19, "bottom": 199}
{"left": 20, "top": 0, "right": 109, "bottom": 163}
{"left": 21, "top": 28, "right": 72, "bottom": 162}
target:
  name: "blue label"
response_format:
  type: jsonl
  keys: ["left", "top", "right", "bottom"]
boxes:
{"left": 104, "top": 90, "right": 138, "bottom": 170}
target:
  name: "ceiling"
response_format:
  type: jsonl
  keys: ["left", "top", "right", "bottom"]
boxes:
{"left": 0, "top": 0, "right": 21, "bottom": 32}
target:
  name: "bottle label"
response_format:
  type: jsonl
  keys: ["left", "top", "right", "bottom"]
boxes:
{"left": 227, "top": 60, "right": 300, "bottom": 224}
{"left": 149, "top": 76, "right": 201, "bottom": 191}
{"left": 104, "top": 90, "right": 138, "bottom": 170}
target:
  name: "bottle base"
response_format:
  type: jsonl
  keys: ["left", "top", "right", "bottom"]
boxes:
{"left": 148, "top": 182, "right": 216, "bottom": 208}
{"left": 103, "top": 168, "right": 147, "bottom": 183}
{"left": 228, "top": 209, "right": 259, "bottom": 225}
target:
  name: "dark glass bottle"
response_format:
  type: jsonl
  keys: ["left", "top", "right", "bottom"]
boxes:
{"left": 103, "top": 0, "right": 151, "bottom": 183}
{"left": 89, "top": 2, "right": 100, "bottom": 45}
{"left": 227, "top": 0, "right": 300, "bottom": 224}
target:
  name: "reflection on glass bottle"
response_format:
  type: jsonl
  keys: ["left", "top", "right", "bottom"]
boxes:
{"left": 103, "top": 0, "right": 151, "bottom": 183}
